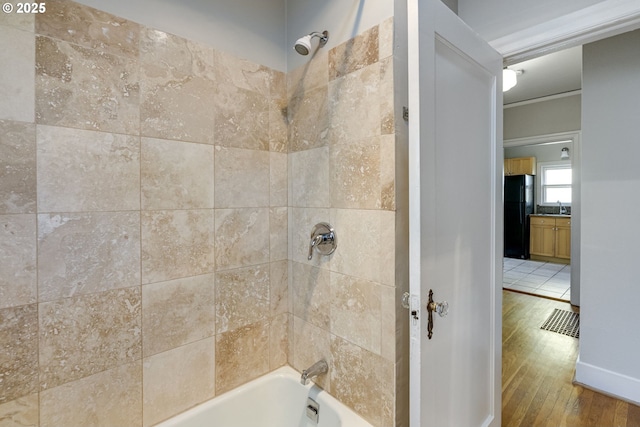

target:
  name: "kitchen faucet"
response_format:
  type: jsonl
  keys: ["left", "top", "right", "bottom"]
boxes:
{"left": 558, "top": 200, "right": 567, "bottom": 215}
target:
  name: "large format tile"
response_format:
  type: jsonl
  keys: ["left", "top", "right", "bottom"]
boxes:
{"left": 215, "top": 265, "right": 269, "bottom": 334}
{"left": 142, "top": 274, "right": 215, "bottom": 357}
{"left": 0, "top": 120, "right": 36, "bottom": 214}
{"left": 38, "top": 212, "right": 141, "bottom": 301}
{"left": 141, "top": 137, "right": 214, "bottom": 210}
{"left": 288, "top": 86, "right": 329, "bottom": 152}
{"left": 289, "top": 208, "right": 331, "bottom": 268}
{"left": 270, "top": 152, "right": 287, "bottom": 207}
{"left": 35, "top": 1, "right": 140, "bottom": 59}
{"left": 291, "top": 317, "right": 331, "bottom": 390}
{"left": 0, "top": 214, "right": 36, "bottom": 309}
{"left": 0, "top": 304, "right": 38, "bottom": 403}
{"left": 214, "top": 208, "right": 269, "bottom": 271}
{"left": 143, "top": 338, "right": 215, "bottom": 427}
{"left": 328, "top": 63, "right": 381, "bottom": 145}
{"left": 270, "top": 207, "right": 288, "bottom": 262}
{"left": 213, "top": 50, "right": 273, "bottom": 97}
{"left": 330, "top": 336, "right": 394, "bottom": 427}
{"left": 329, "top": 25, "right": 379, "bottom": 81}
{"left": 215, "top": 322, "right": 269, "bottom": 394}
{"left": 269, "top": 313, "right": 289, "bottom": 370}
{"left": 37, "top": 125, "right": 140, "bottom": 212}
{"left": 330, "top": 209, "right": 395, "bottom": 286}
{"left": 330, "top": 272, "right": 382, "bottom": 354}
{"left": 36, "top": 36, "right": 139, "bottom": 134}
{"left": 330, "top": 137, "right": 381, "bottom": 209}
{"left": 286, "top": 50, "right": 328, "bottom": 99}
{"left": 290, "top": 147, "right": 329, "bottom": 208}
{"left": 291, "top": 262, "right": 331, "bottom": 330}
{"left": 213, "top": 84, "right": 269, "bottom": 151}
{"left": 0, "top": 393, "right": 38, "bottom": 427}
{"left": 141, "top": 210, "right": 214, "bottom": 284}
{"left": 140, "top": 29, "right": 216, "bottom": 144}
{"left": 40, "top": 362, "right": 142, "bottom": 427}
{"left": 39, "top": 287, "right": 142, "bottom": 390}
{"left": 214, "top": 146, "right": 269, "bottom": 208}
{"left": 0, "top": 26, "right": 34, "bottom": 122}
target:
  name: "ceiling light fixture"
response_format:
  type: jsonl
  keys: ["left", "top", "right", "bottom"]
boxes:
{"left": 503, "top": 69, "right": 523, "bottom": 92}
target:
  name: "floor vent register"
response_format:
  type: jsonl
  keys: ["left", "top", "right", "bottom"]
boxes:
{"left": 540, "top": 308, "right": 580, "bottom": 338}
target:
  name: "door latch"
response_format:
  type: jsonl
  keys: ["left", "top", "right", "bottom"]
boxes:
{"left": 426, "top": 289, "right": 449, "bottom": 339}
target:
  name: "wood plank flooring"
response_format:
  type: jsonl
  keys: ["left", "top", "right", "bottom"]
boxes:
{"left": 502, "top": 290, "right": 640, "bottom": 427}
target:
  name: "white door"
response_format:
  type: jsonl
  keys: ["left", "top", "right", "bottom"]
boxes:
{"left": 407, "top": 1, "right": 503, "bottom": 426}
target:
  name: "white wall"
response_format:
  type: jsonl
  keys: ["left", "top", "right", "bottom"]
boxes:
{"left": 577, "top": 29, "right": 640, "bottom": 404}
{"left": 505, "top": 142, "right": 572, "bottom": 164}
{"left": 76, "top": 0, "right": 287, "bottom": 71}
{"left": 504, "top": 95, "right": 581, "bottom": 140}
{"left": 286, "top": 0, "right": 393, "bottom": 70}
{"left": 457, "top": 0, "right": 603, "bottom": 42}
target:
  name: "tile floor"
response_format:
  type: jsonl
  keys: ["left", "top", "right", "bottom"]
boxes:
{"left": 503, "top": 258, "right": 571, "bottom": 301}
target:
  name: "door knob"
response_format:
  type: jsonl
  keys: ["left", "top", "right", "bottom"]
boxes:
{"left": 426, "top": 289, "right": 448, "bottom": 339}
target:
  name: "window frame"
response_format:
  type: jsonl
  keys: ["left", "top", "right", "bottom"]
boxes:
{"left": 538, "top": 161, "right": 572, "bottom": 206}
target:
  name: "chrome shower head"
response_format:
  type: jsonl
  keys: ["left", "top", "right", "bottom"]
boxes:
{"left": 294, "top": 31, "right": 329, "bottom": 56}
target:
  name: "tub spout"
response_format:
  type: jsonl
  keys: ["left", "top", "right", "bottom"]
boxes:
{"left": 300, "top": 359, "right": 328, "bottom": 385}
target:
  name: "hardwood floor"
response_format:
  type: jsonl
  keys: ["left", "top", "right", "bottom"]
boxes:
{"left": 502, "top": 290, "right": 640, "bottom": 427}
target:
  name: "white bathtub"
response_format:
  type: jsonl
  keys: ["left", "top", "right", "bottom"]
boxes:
{"left": 155, "top": 366, "right": 373, "bottom": 427}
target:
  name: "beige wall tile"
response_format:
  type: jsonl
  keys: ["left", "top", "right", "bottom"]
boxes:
{"left": 214, "top": 208, "right": 269, "bottom": 271}
{"left": 270, "top": 152, "right": 288, "bottom": 207}
{"left": 270, "top": 260, "right": 288, "bottom": 317}
{"left": 288, "top": 86, "right": 329, "bottom": 152}
{"left": 330, "top": 335, "right": 394, "bottom": 427}
{"left": 215, "top": 264, "right": 269, "bottom": 334}
{"left": 292, "top": 262, "right": 331, "bottom": 330}
{"left": 214, "top": 146, "right": 269, "bottom": 208}
{"left": 213, "top": 50, "right": 272, "bottom": 97}
{"left": 40, "top": 362, "right": 142, "bottom": 427}
{"left": 379, "top": 17, "right": 394, "bottom": 61}
{"left": 329, "top": 25, "right": 379, "bottom": 81}
{"left": 0, "top": 26, "right": 34, "bottom": 122}
{"left": 142, "top": 274, "right": 215, "bottom": 357}
{"left": 37, "top": 212, "right": 140, "bottom": 301}
{"left": 0, "top": 3, "right": 34, "bottom": 31}
{"left": 289, "top": 207, "right": 331, "bottom": 267}
{"left": 270, "top": 207, "right": 288, "bottom": 262}
{"left": 290, "top": 147, "right": 329, "bottom": 207}
{"left": 330, "top": 137, "right": 381, "bottom": 209}
{"left": 0, "top": 393, "right": 38, "bottom": 427}
{"left": 287, "top": 50, "right": 328, "bottom": 99}
{"left": 141, "top": 210, "right": 214, "bottom": 284}
{"left": 381, "top": 285, "right": 396, "bottom": 362}
{"left": 214, "top": 84, "right": 269, "bottom": 151}
{"left": 0, "top": 120, "right": 36, "bottom": 214}
{"left": 380, "top": 56, "right": 395, "bottom": 136}
{"left": 291, "top": 317, "right": 331, "bottom": 390}
{"left": 141, "top": 137, "right": 214, "bottom": 210}
{"left": 143, "top": 338, "right": 215, "bottom": 427}
{"left": 37, "top": 125, "right": 140, "bottom": 212}
{"left": 39, "top": 287, "right": 142, "bottom": 390}
{"left": 269, "top": 97, "right": 288, "bottom": 153}
{"left": 35, "top": 1, "right": 140, "bottom": 59}
{"left": 328, "top": 63, "right": 381, "bottom": 144}
{"left": 215, "top": 322, "right": 269, "bottom": 394}
{"left": 330, "top": 272, "right": 382, "bottom": 354}
{"left": 330, "top": 209, "right": 395, "bottom": 286}
{"left": 0, "top": 215, "right": 36, "bottom": 309}
{"left": 270, "top": 313, "right": 289, "bottom": 370}
{"left": 35, "top": 36, "right": 139, "bottom": 134}
{"left": 380, "top": 134, "right": 396, "bottom": 210}
{"left": 0, "top": 304, "right": 38, "bottom": 403}
{"left": 140, "top": 29, "right": 216, "bottom": 144}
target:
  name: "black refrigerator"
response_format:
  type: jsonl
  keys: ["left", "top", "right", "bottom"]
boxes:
{"left": 504, "top": 175, "right": 534, "bottom": 259}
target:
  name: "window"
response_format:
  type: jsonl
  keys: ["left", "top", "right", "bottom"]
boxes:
{"left": 540, "top": 162, "right": 572, "bottom": 205}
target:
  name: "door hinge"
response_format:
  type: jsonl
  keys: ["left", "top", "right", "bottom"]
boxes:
{"left": 403, "top": 106, "right": 409, "bottom": 121}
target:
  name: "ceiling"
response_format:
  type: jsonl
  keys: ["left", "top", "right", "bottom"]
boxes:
{"left": 503, "top": 46, "right": 583, "bottom": 105}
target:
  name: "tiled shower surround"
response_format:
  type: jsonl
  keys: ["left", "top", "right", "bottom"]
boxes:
{"left": 0, "top": 2, "right": 403, "bottom": 426}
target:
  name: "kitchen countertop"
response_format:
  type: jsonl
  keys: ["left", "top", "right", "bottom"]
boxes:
{"left": 530, "top": 214, "right": 571, "bottom": 218}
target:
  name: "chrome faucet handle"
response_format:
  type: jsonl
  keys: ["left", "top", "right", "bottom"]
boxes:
{"left": 307, "top": 223, "right": 337, "bottom": 261}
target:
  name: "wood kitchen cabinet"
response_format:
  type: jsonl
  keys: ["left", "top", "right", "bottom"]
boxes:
{"left": 504, "top": 157, "right": 536, "bottom": 176}
{"left": 530, "top": 215, "right": 571, "bottom": 262}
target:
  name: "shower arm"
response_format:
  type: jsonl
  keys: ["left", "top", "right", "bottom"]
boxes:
{"left": 310, "top": 31, "right": 329, "bottom": 46}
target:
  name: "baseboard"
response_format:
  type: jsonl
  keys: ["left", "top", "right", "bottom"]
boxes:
{"left": 575, "top": 357, "right": 640, "bottom": 405}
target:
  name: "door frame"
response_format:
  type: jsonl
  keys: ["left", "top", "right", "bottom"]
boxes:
{"left": 504, "top": 131, "right": 581, "bottom": 306}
